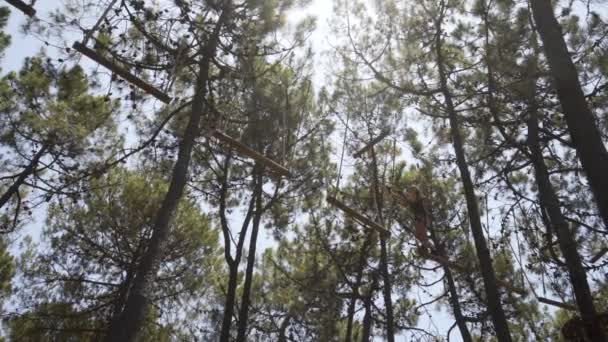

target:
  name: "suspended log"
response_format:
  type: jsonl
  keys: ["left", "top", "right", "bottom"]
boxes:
{"left": 326, "top": 195, "right": 390, "bottom": 238}
{"left": 590, "top": 247, "right": 608, "bottom": 263}
{"left": 420, "top": 250, "right": 527, "bottom": 295}
{"left": 72, "top": 42, "right": 172, "bottom": 104}
{"left": 537, "top": 297, "right": 577, "bottom": 311}
{"left": 353, "top": 129, "right": 391, "bottom": 158}
{"left": 4, "top": 0, "right": 35, "bottom": 17}
{"left": 211, "top": 130, "right": 291, "bottom": 178}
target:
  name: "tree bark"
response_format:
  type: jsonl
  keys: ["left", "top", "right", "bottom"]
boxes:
{"left": 235, "top": 170, "right": 264, "bottom": 342}
{"left": 530, "top": 0, "right": 608, "bottom": 230}
{"left": 527, "top": 91, "right": 606, "bottom": 342}
{"left": 218, "top": 164, "right": 257, "bottom": 342}
{"left": 360, "top": 273, "right": 377, "bottom": 342}
{"left": 433, "top": 13, "right": 513, "bottom": 342}
{"left": 103, "top": 6, "right": 230, "bottom": 342}
{"left": 428, "top": 228, "right": 473, "bottom": 342}
{"left": 219, "top": 263, "right": 239, "bottom": 342}
{"left": 369, "top": 147, "right": 395, "bottom": 342}
{"left": 345, "top": 234, "right": 372, "bottom": 342}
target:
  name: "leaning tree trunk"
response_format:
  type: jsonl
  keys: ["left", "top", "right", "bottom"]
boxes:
{"left": 428, "top": 227, "right": 473, "bottom": 342}
{"left": 530, "top": 0, "right": 608, "bottom": 230}
{"left": 103, "top": 7, "right": 230, "bottom": 342}
{"left": 0, "top": 144, "right": 47, "bottom": 210}
{"left": 527, "top": 92, "right": 606, "bottom": 341}
{"left": 433, "top": 17, "right": 513, "bottom": 342}
{"left": 235, "top": 169, "right": 264, "bottom": 342}
{"left": 369, "top": 146, "right": 395, "bottom": 342}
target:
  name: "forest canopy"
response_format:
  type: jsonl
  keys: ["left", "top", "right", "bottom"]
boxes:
{"left": 0, "top": 0, "right": 607, "bottom": 341}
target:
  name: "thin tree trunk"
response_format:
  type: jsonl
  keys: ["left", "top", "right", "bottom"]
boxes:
{"left": 219, "top": 263, "right": 239, "bottom": 342}
{"left": 530, "top": 0, "right": 608, "bottom": 229}
{"left": 103, "top": 7, "right": 230, "bottom": 342}
{"left": 433, "top": 14, "right": 513, "bottom": 342}
{"left": 219, "top": 163, "right": 257, "bottom": 342}
{"left": 235, "top": 170, "right": 263, "bottom": 342}
{"left": 369, "top": 147, "right": 395, "bottom": 342}
{"left": 527, "top": 89, "right": 606, "bottom": 341}
{"left": 277, "top": 314, "right": 291, "bottom": 342}
{"left": 444, "top": 264, "right": 474, "bottom": 342}
{"left": 360, "top": 273, "right": 377, "bottom": 342}
{"left": 0, "top": 145, "right": 47, "bottom": 210}
{"left": 345, "top": 234, "right": 372, "bottom": 342}
{"left": 109, "top": 245, "right": 141, "bottom": 325}
{"left": 428, "top": 228, "right": 473, "bottom": 342}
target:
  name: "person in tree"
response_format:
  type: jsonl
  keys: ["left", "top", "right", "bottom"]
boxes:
{"left": 387, "top": 185, "right": 433, "bottom": 253}
{"left": 403, "top": 186, "right": 433, "bottom": 253}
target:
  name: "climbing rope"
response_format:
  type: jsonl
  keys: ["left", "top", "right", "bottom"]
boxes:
{"left": 335, "top": 111, "right": 350, "bottom": 194}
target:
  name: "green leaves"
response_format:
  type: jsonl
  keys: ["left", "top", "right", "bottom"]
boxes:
{"left": 13, "top": 168, "right": 219, "bottom": 340}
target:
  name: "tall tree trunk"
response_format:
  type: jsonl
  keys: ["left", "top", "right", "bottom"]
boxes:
{"left": 103, "top": 7, "right": 230, "bottom": 342}
{"left": 433, "top": 15, "right": 513, "bottom": 342}
{"left": 235, "top": 170, "right": 263, "bottom": 342}
{"left": 219, "top": 263, "right": 239, "bottom": 342}
{"left": 0, "top": 144, "right": 47, "bottom": 210}
{"left": 109, "top": 245, "right": 141, "bottom": 325}
{"left": 428, "top": 228, "right": 473, "bottom": 342}
{"left": 369, "top": 147, "right": 395, "bottom": 342}
{"left": 530, "top": 0, "right": 608, "bottom": 229}
{"left": 527, "top": 90, "right": 606, "bottom": 341}
{"left": 444, "top": 264, "right": 474, "bottom": 342}
{"left": 360, "top": 273, "right": 377, "bottom": 342}
{"left": 345, "top": 234, "right": 372, "bottom": 342}
{"left": 219, "top": 163, "right": 257, "bottom": 342}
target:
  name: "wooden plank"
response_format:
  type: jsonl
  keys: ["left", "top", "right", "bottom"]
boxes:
{"left": 538, "top": 297, "right": 577, "bottom": 311}
{"left": 211, "top": 130, "right": 291, "bottom": 178}
{"left": 353, "top": 129, "right": 391, "bottom": 158}
{"left": 4, "top": 0, "right": 35, "bottom": 17}
{"left": 326, "top": 195, "right": 390, "bottom": 237}
{"left": 590, "top": 247, "right": 608, "bottom": 263}
{"left": 73, "top": 42, "right": 172, "bottom": 104}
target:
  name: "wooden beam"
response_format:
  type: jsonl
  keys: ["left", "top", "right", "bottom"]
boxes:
{"left": 353, "top": 129, "right": 391, "bottom": 159}
{"left": 537, "top": 297, "right": 577, "bottom": 311}
{"left": 211, "top": 130, "right": 291, "bottom": 178}
{"left": 4, "top": 0, "right": 35, "bottom": 17}
{"left": 73, "top": 42, "right": 172, "bottom": 104}
{"left": 326, "top": 195, "right": 390, "bottom": 237}
{"left": 590, "top": 247, "right": 608, "bottom": 263}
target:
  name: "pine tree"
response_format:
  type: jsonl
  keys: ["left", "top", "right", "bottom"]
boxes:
{"left": 9, "top": 168, "right": 219, "bottom": 340}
